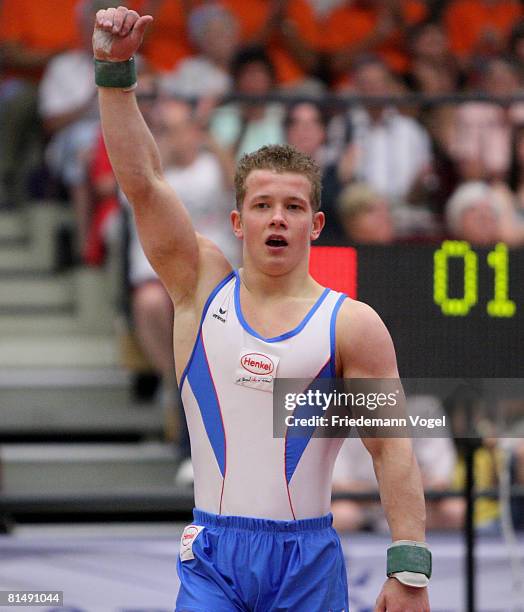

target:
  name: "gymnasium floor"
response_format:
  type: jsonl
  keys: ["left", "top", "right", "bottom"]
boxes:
{"left": 1, "top": 524, "right": 523, "bottom": 612}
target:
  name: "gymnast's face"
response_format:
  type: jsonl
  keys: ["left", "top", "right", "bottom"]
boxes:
{"left": 231, "top": 170, "right": 324, "bottom": 274}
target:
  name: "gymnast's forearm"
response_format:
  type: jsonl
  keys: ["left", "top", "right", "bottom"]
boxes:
{"left": 372, "top": 438, "right": 426, "bottom": 542}
{"left": 98, "top": 88, "right": 163, "bottom": 205}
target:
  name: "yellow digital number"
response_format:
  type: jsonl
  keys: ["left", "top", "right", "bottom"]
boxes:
{"left": 434, "top": 241, "right": 478, "bottom": 316}
{"left": 487, "top": 243, "right": 516, "bottom": 317}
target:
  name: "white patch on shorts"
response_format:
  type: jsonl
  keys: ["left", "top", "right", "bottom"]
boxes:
{"left": 179, "top": 524, "right": 204, "bottom": 562}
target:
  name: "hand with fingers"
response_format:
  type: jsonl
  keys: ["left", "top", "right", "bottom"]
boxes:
{"left": 93, "top": 5, "right": 153, "bottom": 61}
{"left": 375, "top": 578, "right": 430, "bottom": 612}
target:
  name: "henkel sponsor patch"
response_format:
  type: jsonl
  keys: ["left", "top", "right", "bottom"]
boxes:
{"left": 234, "top": 348, "right": 280, "bottom": 393}
{"left": 179, "top": 524, "right": 204, "bottom": 561}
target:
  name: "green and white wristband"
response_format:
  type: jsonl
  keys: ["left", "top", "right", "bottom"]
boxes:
{"left": 94, "top": 57, "right": 137, "bottom": 91}
{"left": 387, "top": 540, "right": 432, "bottom": 588}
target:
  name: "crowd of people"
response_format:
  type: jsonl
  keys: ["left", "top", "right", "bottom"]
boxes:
{"left": 1, "top": 0, "right": 524, "bottom": 531}
{"left": 2, "top": 0, "right": 524, "bottom": 250}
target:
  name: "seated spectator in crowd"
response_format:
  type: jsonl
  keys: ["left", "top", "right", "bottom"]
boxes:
{"left": 220, "top": 0, "right": 324, "bottom": 91}
{"left": 0, "top": 0, "right": 81, "bottom": 207}
{"left": 407, "top": 19, "right": 460, "bottom": 87}
{"left": 84, "top": 129, "right": 120, "bottom": 267}
{"left": 406, "top": 19, "right": 461, "bottom": 146}
{"left": 445, "top": 181, "right": 524, "bottom": 246}
{"left": 403, "top": 21, "right": 462, "bottom": 216}
{"left": 39, "top": 0, "right": 120, "bottom": 255}
{"left": 330, "top": 57, "right": 434, "bottom": 209}
{"left": 321, "top": 0, "right": 428, "bottom": 84}
{"left": 478, "top": 124, "right": 524, "bottom": 246}
{"left": 453, "top": 439, "right": 501, "bottom": 533}
{"left": 503, "top": 124, "right": 524, "bottom": 213}
{"left": 444, "top": 0, "right": 522, "bottom": 69}
{"left": 160, "top": 3, "right": 239, "bottom": 98}
{"left": 509, "top": 20, "right": 524, "bottom": 67}
{"left": 453, "top": 410, "right": 524, "bottom": 532}
{"left": 210, "top": 46, "right": 285, "bottom": 159}
{"left": 384, "top": 20, "right": 459, "bottom": 217}
{"left": 338, "top": 181, "right": 440, "bottom": 244}
{"left": 284, "top": 101, "right": 332, "bottom": 168}
{"left": 336, "top": 182, "right": 395, "bottom": 245}
{"left": 0, "top": 0, "right": 80, "bottom": 81}
{"left": 332, "top": 396, "right": 464, "bottom": 532}
{"left": 449, "top": 57, "right": 524, "bottom": 182}
{"left": 512, "top": 439, "right": 524, "bottom": 530}
{"left": 283, "top": 100, "right": 345, "bottom": 243}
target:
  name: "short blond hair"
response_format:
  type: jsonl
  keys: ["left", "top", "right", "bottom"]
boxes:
{"left": 337, "top": 182, "right": 380, "bottom": 218}
{"left": 234, "top": 144, "right": 322, "bottom": 212}
{"left": 445, "top": 181, "right": 498, "bottom": 234}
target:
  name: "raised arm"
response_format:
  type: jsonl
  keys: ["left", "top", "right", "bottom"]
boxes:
{"left": 337, "top": 300, "right": 430, "bottom": 612}
{"left": 93, "top": 7, "right": 231, "bottom": 302}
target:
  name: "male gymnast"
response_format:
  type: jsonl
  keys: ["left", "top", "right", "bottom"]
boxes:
{"left": 92, "top": 7, "right": 431, "bottom": 611}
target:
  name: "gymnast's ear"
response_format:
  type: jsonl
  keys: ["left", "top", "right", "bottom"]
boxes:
{"left": 231, "top": 209, "right": 244, "bottom": 239}
{"left": 310, "top": 211, "right": 325, "bottom": 241}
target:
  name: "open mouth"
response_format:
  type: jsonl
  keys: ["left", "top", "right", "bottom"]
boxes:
{"left": 265, "top": 235, "right": 288, "bottom": 248}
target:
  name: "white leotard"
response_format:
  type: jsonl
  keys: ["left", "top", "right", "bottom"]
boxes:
{"left": 180, "top": 271, "right": 347, "bottom": 520}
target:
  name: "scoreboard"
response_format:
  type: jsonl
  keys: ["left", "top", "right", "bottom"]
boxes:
{"left": 310, "top": 243, "right": 523, "bottom": 377}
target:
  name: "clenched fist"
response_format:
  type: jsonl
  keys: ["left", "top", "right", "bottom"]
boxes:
{"left": 93, "top": 6, "right": 153, "bottom": 62}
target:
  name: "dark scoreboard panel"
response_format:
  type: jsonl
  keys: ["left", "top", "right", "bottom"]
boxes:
{"left": 310, "top": 243, "right": 523, "bottom": 377}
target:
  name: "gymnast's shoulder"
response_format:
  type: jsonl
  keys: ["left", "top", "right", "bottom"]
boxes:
{"left": 334, "top": 298, "right": 399, "bottom": 378}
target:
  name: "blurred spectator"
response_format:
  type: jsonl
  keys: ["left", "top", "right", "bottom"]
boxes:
{"left": 406, "top": 19, "right": 461, "bottom": 98}
{"left": 490, "top": 183, "right": 524, "bottom": 246}
{"left": 283, "top": 100, "right": 345, "bottom": 243}
{"left": 453, "top": 441, "right": 501, "bottom": 532}
{"left": 481, "top": 125, "right": 524, "bottom": 246}
{"left": 509, "top": 20, "right": 524, "bottom": 67}
{"left": 284, "top": 101, "right": 331, "bottom": 166}
{"left": 504, "top": 124, "right": 524, "bottom": 212}
{"left": 450, "top": 57, "right": 524, "bottom": 182}
{"left": 0, "top": 0, "right": 81, "bottom": 207}
{"left": 131, "top": 0, "right": 192, "bottom": 73}
{"left": 222, "top": 0, "right": 424, "bottom": 90}
{"left": 220, "top": 0, "right": 324, "bottom": 90}
{"left": 405, "top": 20, "right": 462, "bottom": 212}
{"left": 160, "top": 3, "right": 239, "bottom": 98}
{"left": 408, "top": 19, "right": 458, "bottom": 76}
{"left": 321, "top": 0, "right": 428, "bottom": 84}
{"left": 0, "top": 0, "right": 80, "bottom": 80}
{"left": 210, "top": 46, "right": 285, "bottom": 159}
{"left": 332, "top": 396, "right": 464, "bottom": 532}
{"left": 445, "top": 180, "right": 524, "bottom": 246}
{"left": 39, "top": 0, "right": 122, "bottom": 255}
{"left": 84, "top": 130, "right": 120, "bottom": 266}
{"left": 330, "top": 57, "right": 434, "bottom": 207}
{"left": 336, "top": 182, "right": 395, "bottom": 245}
{"left": 445, "top": 182, "right": 500, "bottom": 245}
{"left": 512, "top": 439, "right": 524, "bottom": 530}
{"left": 444, "top": 0, "right": 522, "bottom": 68}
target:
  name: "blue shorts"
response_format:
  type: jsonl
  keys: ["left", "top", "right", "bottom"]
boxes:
{"left": 176, "top": 509, "right": 349, "bottom": 612}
